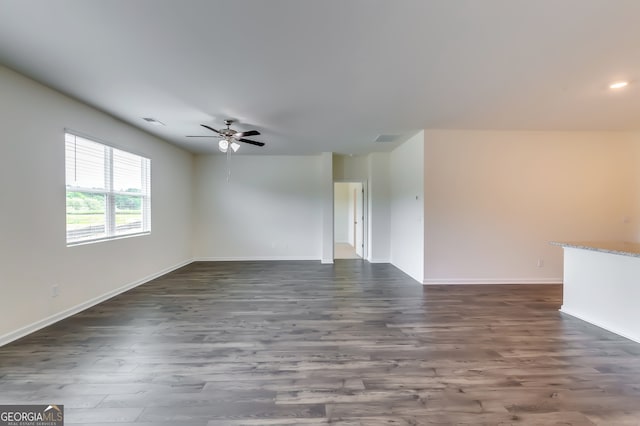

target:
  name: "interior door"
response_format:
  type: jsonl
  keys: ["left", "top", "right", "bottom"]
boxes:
{"left": 355, "top": 183, "right": 363, "bottom": 258}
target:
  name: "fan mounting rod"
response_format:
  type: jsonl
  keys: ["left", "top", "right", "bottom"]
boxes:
{"left": 219, "top": 120, "right": 238, "bottom": 137}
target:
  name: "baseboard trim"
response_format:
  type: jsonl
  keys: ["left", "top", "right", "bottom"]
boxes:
{"left": 423, "top": 278, "right": 563, "bottom": 285}
{"left": 0, "top": 259, "right": 193, "bottom": 348}
{"left": 560, "top": 307, "right": 640, "bottom": 344}
{"left": 196, "top": 256, "right": 320, "bottom": 262}
{"left": 367, "top": 258, "right": 390, "bottom": 264}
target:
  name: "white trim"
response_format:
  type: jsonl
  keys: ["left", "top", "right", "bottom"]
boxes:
{"left": 321, "top": 259, "right": 334, "bottom": 264}
{"left": 367, "top": 258, "right": 390, "bottom": 263}
{"left": 423, "top": 278, "right": 563, "bottom": 285}
{"left": 0, "top": 259, "right": 192, "bottom": 348}
{"left": 196, "top": 256, "right": 320, "bottom": 262}
{"left": 67, "top": 231, "right": 151, "bottom": 247}
{"left": 560, "top": 307, "right": 640, "bottom": 344}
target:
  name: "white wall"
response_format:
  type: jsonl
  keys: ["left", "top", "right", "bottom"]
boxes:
{"left": 632, "top": 133, "right": 640, "bottom": 241}
{"left": 0, "top": 65, "right": 193, "bottom": 343}
{"left": 193, "top": 154, "right": 323, "bottom": 260}
{"left": 368, "top": 152, "right": 391, "bottom": 263}
{"left": 334, "top": 183, "right": 349, "bottom": 243}
{"left": 390, "top": 131, "right": 425, "bottom": 282}
{"left": 333, "top": 154, "right": 368, "bottom": 181}
{"left": 321, "top": 152, "right": 334, "bottom": 263}
{"left": 423, "top": 130, "right": 638, "bottom": 284}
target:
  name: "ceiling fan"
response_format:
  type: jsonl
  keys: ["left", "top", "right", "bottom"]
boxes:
{"left": 187, "top": 119, "right": 265, "bottom": 153}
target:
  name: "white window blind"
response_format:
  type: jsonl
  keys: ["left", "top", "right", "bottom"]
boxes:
{"left": 65, "top": 132, "right": 151, "bottom": 245}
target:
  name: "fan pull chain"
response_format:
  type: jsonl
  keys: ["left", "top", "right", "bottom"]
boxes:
{"left": 226, "top": 147, "right": 232, "bottom": 182}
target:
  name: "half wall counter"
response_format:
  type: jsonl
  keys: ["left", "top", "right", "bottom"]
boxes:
{"left": 552, "top": 241, "right": 640, "bottom": 343}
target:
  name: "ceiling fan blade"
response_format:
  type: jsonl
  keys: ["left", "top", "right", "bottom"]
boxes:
{"left": 201, "top": 124, "right": 221, "bottom": 134}
{"left": 238, "top": 138, "right": 265, "bottom": 147}
{"left": 235, "top": 130, "right": 260, "bottom": 138}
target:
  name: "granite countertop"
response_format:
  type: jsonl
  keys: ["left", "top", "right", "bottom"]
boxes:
{"left": 550, "top": 241, "right": 640, "bottom": 258}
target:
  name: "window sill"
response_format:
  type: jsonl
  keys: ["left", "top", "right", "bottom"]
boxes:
{"left": 66, "top": 231, "right": 151, "bottom": 247}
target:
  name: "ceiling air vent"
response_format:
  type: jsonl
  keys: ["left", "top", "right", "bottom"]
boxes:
{"left": 374, "top": 134, "right": 399, "bottom": 143}
{"left": 142, "top": 117, "right": 165, "bottom": 126}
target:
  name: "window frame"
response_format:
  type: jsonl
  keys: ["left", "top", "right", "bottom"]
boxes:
{"left": 65, "top": 131, "right": 151, "bottom": 246}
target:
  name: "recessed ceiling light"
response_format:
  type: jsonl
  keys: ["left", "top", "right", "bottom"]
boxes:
{"left": 609, "top": 81, "right": 629, "bottom": 89}
{"left": 142, "top": 117, "right": 165, "bottom": 126}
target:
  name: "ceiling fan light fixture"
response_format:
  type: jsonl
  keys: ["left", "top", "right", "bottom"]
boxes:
{"left": 191, "top": 120, "right": 265, "bottom": 153}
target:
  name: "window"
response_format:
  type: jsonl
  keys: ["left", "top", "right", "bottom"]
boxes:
{"left": 65, "top": 132, "right": 151, "bottom": 245}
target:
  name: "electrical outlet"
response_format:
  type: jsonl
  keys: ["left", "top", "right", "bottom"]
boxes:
{"left": 537, "top": 259, "right": 544, "bottom": 268}
{"left": 51, "top": 284, "right": 59, "bottom": 298}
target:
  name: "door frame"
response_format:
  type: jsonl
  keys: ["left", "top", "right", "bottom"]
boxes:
{"left": 333, "top": 179, "right": 368, "bottom": 261}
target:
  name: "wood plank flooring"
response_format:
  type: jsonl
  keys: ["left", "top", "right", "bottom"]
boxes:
{"left": 1, "top": 261, "right": 640, "bottom": 425}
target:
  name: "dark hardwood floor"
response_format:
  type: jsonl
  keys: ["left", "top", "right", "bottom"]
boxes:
{"left": 1, "top": 261, "right": 640, "bottom": 425}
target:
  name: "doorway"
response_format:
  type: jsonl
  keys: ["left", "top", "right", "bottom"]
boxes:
{"left": 334, "top": 182, "right": 364, "bottom": 259}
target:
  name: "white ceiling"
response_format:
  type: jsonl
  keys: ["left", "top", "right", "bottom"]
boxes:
{"left": 1, "top": 0, "right": 639, "bottom": 155}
